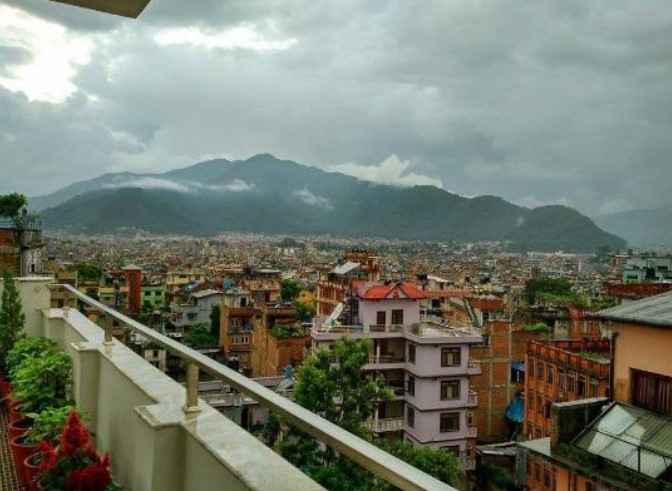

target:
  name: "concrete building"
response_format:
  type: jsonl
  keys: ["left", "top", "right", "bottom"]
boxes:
{"left": 312, "top": 281, "right": 482, "bottom": 469}
{"left": 172, "top": 289, "right": 223, "bottom": 329}
{"left": 316, "top": 249, "right": 382, "bottom": 317}
{"left": 0, "top": 217, "right": 45, "bottom": 276}
{"left": 622, "top": 256, "right": 672, "bottom": 283}
{"left": 519, "top": 291, "right": 672, "bottom": 491}
{"left": 219, "top": 287, "right": 257, "bottom": 376}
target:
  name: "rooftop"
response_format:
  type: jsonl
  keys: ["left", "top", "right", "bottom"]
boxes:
{"left": 358, "top": 281, "right": 426, "bottom": 301}
{"left": 595, "top": 290, "right": 672, "bottom": 327}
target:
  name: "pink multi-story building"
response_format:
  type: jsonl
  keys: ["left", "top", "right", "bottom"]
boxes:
{"left": 311, "top": 281, "right": 483, "bottom": 469}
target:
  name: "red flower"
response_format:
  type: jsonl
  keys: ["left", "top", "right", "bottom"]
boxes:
{"left": 59, "top": 409, "right": 91, "bottom": 456}
{"left": 38, "top": 441, "right": 58, "bottom": 472}
{"left": 66, "top": 460, "right": 112, "bottom": 491}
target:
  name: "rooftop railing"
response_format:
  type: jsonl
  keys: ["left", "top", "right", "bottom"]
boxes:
{"left": 51, "top": 282, "right": 454, "bottom": 491}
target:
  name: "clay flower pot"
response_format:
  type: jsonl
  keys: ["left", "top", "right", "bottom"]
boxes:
{"left": 24, "top": 451, "right": 43, "bottom": 491}
{"left": 9, "top": 416, "right": 34, "bottom": 440}
{"left": 9, "top": 400, "right": 24, "bottom": 424}
{"left": 10, "top": 434, "right": 38, "bottom": 486}
{"left": 0, "top": 378, "right": 11, "bottom": 399}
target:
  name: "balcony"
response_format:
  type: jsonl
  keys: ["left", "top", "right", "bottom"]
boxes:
{"left": 466, "top": 391, "right": 478, "bottom": 408}
{"left": 367, "top": 417, "right": 404, "bottom": 433}
{"left": 5, "top": 278, "right": 454, "bottom": 491}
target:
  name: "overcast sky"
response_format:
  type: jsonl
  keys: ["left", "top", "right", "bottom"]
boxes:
{"left": 1, "top": 1, "right": 671, "bottom": 216}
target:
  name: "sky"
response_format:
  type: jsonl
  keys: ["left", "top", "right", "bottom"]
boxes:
{"left": 1, "top": 1, "right": 671, "bottom": 216}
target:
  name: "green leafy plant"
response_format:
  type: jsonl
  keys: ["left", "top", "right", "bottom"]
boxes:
{"left": 13, "top": 351, "right": 72, "bottom": 413}
{"left": 26, "top": 406, "right": 73, "bottom": 445}
{"left": 523, "top": 322, "right": 550, "bottom": 333}
{"left": 184, "top": 324, "right": 218, "bottom": 349}
{"left": 270, "top": 324, "right": 307, "bottom": 339}
{"left": 0, "top": 271, "right": 26, "bottom": 373}
{"left": 7, "top": 336, "right": 58, "bottom": 381}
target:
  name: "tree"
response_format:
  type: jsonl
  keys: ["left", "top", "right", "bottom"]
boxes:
{"left": 281, "top": 279, "right": 301, "bottom": 302}
{"left": 293, "top": 300, "right": 315, "bottom": 323}
{"left": 524, "top": 277, "right": 573, "bottom": 304}
{"left": 76, "top": 263, "right": 102, "bottom": 282}
{"left": 0, "top": 193, "right": 27, "bottom": 222}
{"left": 0, "top": 272, "right": 25, "bottom": 372}
{"left": 266, "top": 338, "right": 460, "bottom": 490}
{"left": 184, "top": 324, "right": 218, "bottom": 349}
{"left": 381, "top": 441, "right": 459, "bottom": 488}
{"left": 209, "top": 305, "right": 221, "bottom": 344}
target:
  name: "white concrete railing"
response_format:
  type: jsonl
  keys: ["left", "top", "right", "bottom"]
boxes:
{"left": 13, "top": 280, "right": 455, "bottom": 491}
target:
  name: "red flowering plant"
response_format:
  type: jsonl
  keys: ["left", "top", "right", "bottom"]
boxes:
{"left": 38, "top": 409, "right": 120, "bottom": 491}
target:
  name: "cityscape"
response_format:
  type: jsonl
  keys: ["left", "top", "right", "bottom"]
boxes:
{"left": 1, "top": 1, "right": 672, "bottom": 491}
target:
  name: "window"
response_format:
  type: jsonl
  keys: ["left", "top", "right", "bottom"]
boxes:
{"left": 536, "top": 361, "right": 544, "bottom": 379}
{"left": 558, "top": 371, "right": 566, "bottom": 392}
{"left": 529, "top": 358, "right": 535, "bottom": 378}
{"left": 439, "top": 412, "right": 460, "bottom": 433}
{"left": 407, "top": 376, "right": 415, "bottom": 396}
{"left": 632, "top": 369, "right": 672, "bottom": 415}
{"left": 376, "top": 311, "right": 386, "bottom": 325}
{"left": 408, "top": 344, "right": 416, "bottom": 364}
{"left": 543, "top": 469, "right": 551, "bottom": 488}
{"left": 441, "top": 347, "right": 461, "bottom": 367}
{"left": 585, "top": 482, "right": 596, "bottom": 491}
{"left": 543, "top": 401, "right": 551, "bottom": 418}
{"left": 567, "top": 375, "right": 576, "bottom": 393}
{"left": 407, "top": 407, "right": 415, "bottom": 428}
{"left": 391, "top": 309, "right": 404, "bottom": 325}
{"left": 577, "top": 376, "right": 586, "bottom": 397}
{"left": 537, "top": 396, "right": 543, "bottom": 415}
{"left": 547, "top": 366, "right": 554, "bottom": 385}
{"left": 441, "top": 380, "right": 460, "bottom": 400}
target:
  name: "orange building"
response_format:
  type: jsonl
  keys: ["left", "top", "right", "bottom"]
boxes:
{"left": 520, "top": 291, "right": 672, "bottom": 491}
{"left": 220, "top": 305, "right": 258, "bottom": 376}
{"left": 524, "top": 338, "right": 611, "bottom": 439}
{"left": 250, "top": 305, "right": 309, "bottom": 377}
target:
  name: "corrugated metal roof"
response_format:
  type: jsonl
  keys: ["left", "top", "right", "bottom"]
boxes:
{"left": 574, "top": 403, "right": 672, "bottom": 478}
{"left": 595, "top": 291, "right": 672, "bottom": 327}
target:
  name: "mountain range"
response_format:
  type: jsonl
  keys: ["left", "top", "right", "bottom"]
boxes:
{"left": 34, "top": 154, "right": 625, "bottom": 252}
{"left": 594, "top": 206, "right": 672, "bottom": 248}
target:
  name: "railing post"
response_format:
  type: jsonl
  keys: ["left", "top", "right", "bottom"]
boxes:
{"left": 184, "top": 362, "right": 201, "bottom": 414}
{"left": 103, "top": 315, "right": 114, "bottom": 346}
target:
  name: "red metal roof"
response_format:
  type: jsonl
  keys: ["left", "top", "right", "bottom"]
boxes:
{"left": 358, "top": 282, "right": 426, "bottom": 301}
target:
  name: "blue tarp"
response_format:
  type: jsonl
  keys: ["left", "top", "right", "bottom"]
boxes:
{"left": 505, "top": 394, "right": 524, "bottom": 423}
{"left": 511, "top": 361, "right": 525, "bottom": 372}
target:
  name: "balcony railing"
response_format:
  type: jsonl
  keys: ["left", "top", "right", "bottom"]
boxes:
{"left": 368, "top": 354, "right": 406, "bottom": 365}
{"left": 32, "top": 280, "right": 454, "bottom": 491}
{"left": 367, "top": 417, "right": 404, "bottom": 433}
{"left": 467, "top": 391, "right": 478, "bottom": 407}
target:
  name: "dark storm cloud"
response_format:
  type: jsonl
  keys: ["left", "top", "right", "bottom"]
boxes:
{"left": 2, "top": 0, "right": 672, "bottom": 214}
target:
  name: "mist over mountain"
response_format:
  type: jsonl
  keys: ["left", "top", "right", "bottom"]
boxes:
{"left": 594, "top": 206, "right": 672, "bottom": 248}
{"left": 36, "top": 154, "right": 625, "bottom": 252}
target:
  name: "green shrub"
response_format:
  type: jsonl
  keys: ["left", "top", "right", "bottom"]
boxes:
{"left": 7, "top": 336, "right": 58, "bottom": 380}
{"left": 26, "top": 406, "right": 73, "bottom": 445}
{"left": 13, "top": 351, "right": 72, "bottom": 413}
{"left": 523, "top": 322, "right": 550, "bottom": 333}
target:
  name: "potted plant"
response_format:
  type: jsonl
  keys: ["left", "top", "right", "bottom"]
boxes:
{"left": 12, "top": 352, "right": 72, "bottom": 415}
{"left": 4, "top": 336, "right": 58, "bottom": 411}
{"left": 0, "top": 271, "right": 26, "bottom": 394}
{"left": 23, "top": 406, "right": 72, "bottom": 490}
{"left": 39, "top": 410, "right": 118, "bottom": 491}
{"left": 10, "top": 432, "right": 39, "bottom": 486}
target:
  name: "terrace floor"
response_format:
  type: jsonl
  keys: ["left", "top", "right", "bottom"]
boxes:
{"left": 0, "top": 407, "right": 23, "bottom": 491}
